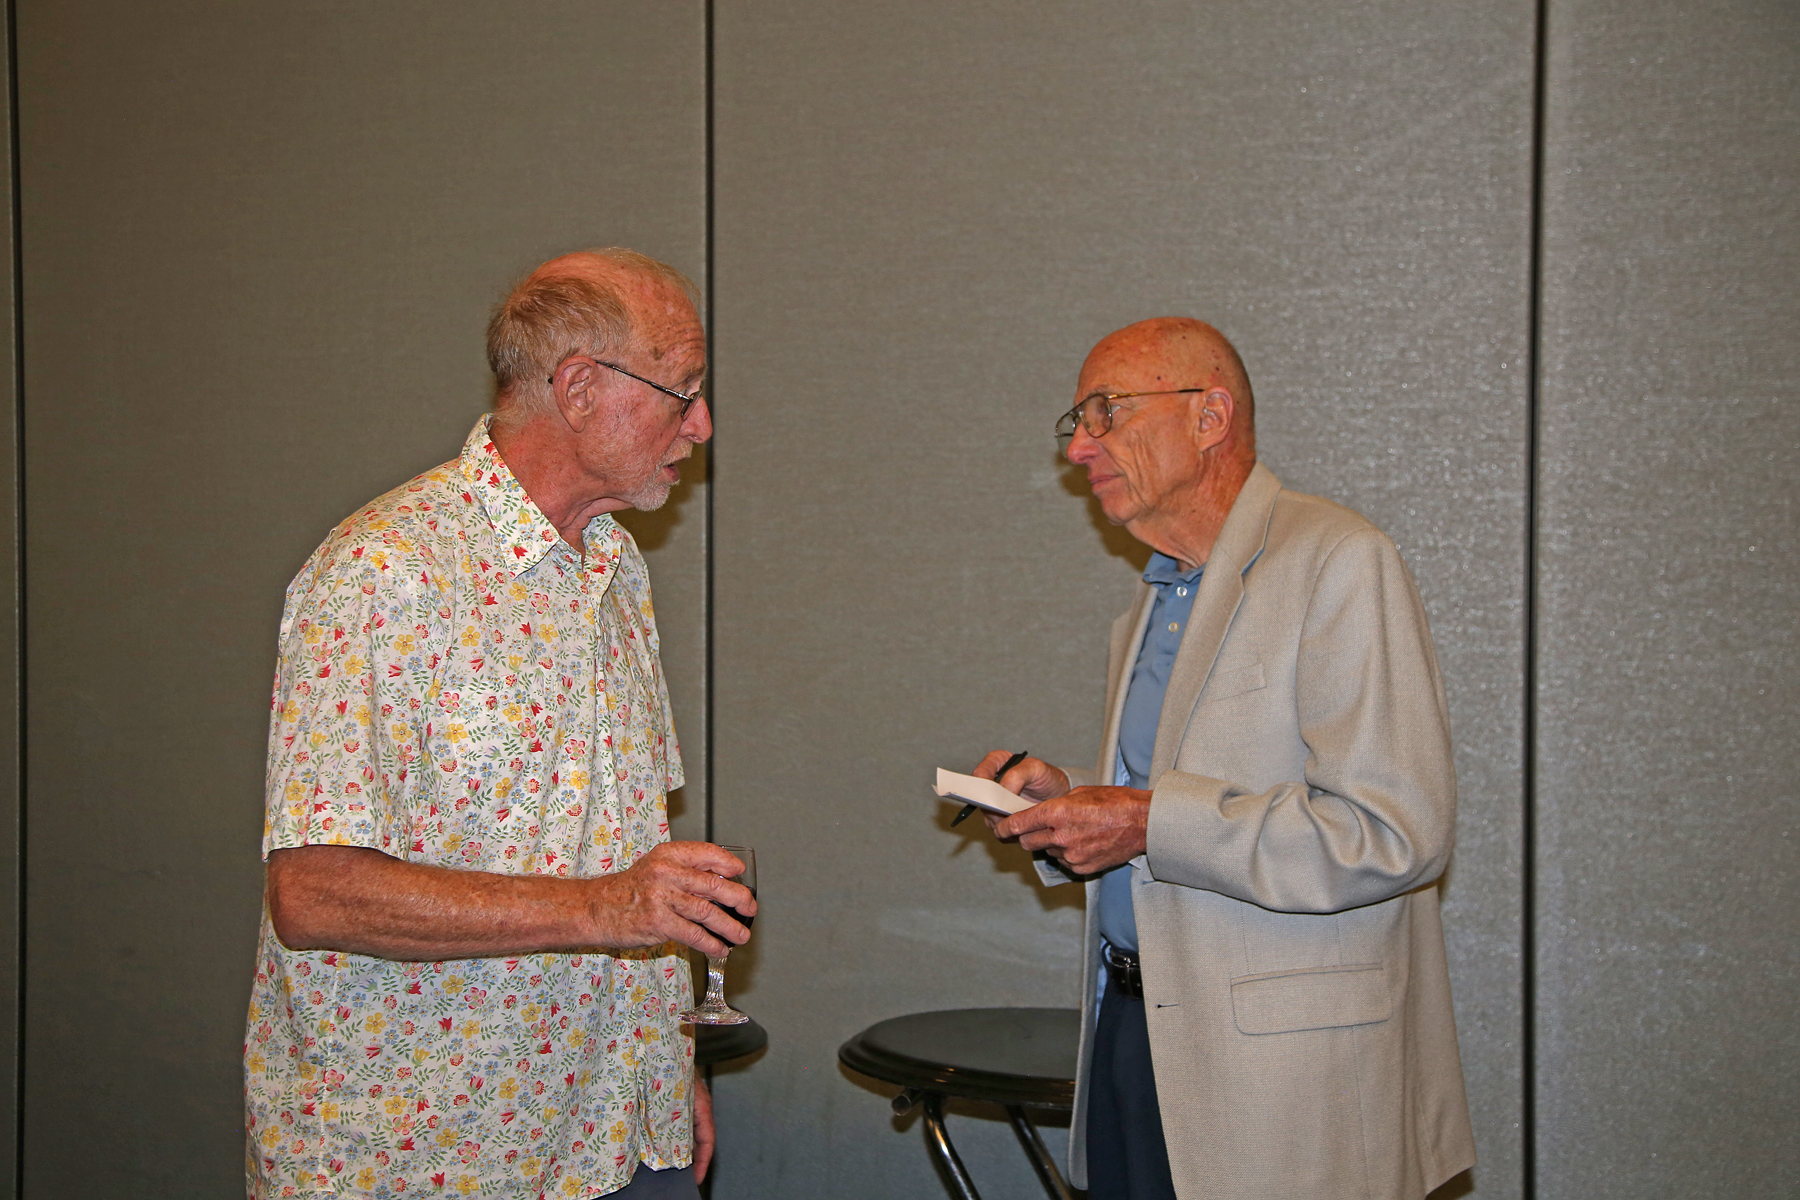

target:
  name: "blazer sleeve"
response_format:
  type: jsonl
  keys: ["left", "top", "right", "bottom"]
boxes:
{"left": 1143, "top": 527, "right": 1457, "bottom": 913}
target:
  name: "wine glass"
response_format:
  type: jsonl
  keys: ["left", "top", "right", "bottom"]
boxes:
{"left": 680, "top": 845, "right": 756, "bottom": 1026}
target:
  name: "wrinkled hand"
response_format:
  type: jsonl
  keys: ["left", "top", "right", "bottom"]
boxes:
{"left": 692, "top": 1075, "right": 714, "bottom": 1181}
{"left": 991, "top": 786, "right": 1151, "bottom": 876}
{"left": 974, "top": 751, "right": 1068, "bottom": 836}
{"left": 972, "top": 751, "right": 1070, "bottom": 809}
{"left": 584, "top": 841, "right": 756, "bottom": 957}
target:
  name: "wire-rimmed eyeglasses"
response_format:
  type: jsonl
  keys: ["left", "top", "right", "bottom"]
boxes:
{"left": 1055, "top": 388, "right": 1207, "bottom": 441}
{"left": 549, "top": 356, "right": 706, "bottom": 419}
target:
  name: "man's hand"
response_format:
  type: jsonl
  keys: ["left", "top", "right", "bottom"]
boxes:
{"left": 973, "top": 751, "right": 1070, "bottom": 836}
{"left": 692, "top": 1074, "right": 714, "bottom": 1182}
{"left": 972, "top": 751, "right": 1070, "bottom": 802}
{"left": 991, "top": 786, "right": 1151, "bottom": 876}
{"left": 583, "top": 841, "right": 756, "bottom": 958}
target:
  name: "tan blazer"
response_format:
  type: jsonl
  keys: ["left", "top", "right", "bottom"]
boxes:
{"left": 1055, "top": 463, "right": 1475, "bottom": 1200}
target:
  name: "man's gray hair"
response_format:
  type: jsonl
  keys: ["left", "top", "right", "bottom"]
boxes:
{"left": 486, "top": 247, "right": 701, "bottom": 429}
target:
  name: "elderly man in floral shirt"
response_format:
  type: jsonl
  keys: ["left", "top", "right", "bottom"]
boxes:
{"left": 244, "top": 248, "right": 752, "bottom": 1200}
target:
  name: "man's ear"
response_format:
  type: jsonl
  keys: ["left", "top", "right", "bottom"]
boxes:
{"left": 1195, "top": 386, "right": 1235, "bottom": 451}
{"left": 551, "top": 357, "right": 599, "bottom": 431}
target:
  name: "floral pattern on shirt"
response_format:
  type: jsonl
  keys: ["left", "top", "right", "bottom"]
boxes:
{"left": 246, "top": 416, "right": 692, "bottom": 1199}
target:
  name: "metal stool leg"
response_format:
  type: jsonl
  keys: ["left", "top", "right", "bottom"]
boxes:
{"left": 921, "top": 1091, "right": 982, "bottom": 1200}
{"left": 1004, "top": 1106, "right": 1075, "bottom": 1200}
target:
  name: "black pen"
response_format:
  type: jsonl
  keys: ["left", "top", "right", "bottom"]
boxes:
{"left": 953, "top": 750, "right": 1029, "bottom": 827}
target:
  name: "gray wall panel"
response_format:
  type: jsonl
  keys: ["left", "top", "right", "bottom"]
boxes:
{"left": 0, "top": 15, "right": 18, "bottom": 1199}
{"left": 711, "top": 2, "right": 1531, "bottom": 1195}
{"left": 16, "top": 3, "right": 705, "bottom": 1190}
{"left": 22, "top": 2, "right": 1793, "bottom": 1194}
{"left": 1535, "top": 1, "right": 1799, "bottom": 1195}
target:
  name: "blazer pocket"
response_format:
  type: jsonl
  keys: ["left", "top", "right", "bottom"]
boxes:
{"left": 1201, "top": 661, "right": 1266, "bottom": 704}
{"left": 1230, "top": 963, "right": 1390, "bottom": 1034}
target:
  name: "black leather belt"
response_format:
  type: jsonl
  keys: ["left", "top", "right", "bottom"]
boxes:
{"left": 1102, "top": 941, "right": 1143, "bottom": 1000}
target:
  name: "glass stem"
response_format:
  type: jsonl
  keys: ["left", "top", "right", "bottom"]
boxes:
{"left": 704, "top": 954, "right": 729, "bottom": 1007}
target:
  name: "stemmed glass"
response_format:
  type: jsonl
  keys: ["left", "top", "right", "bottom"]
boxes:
{"left": 680, "top": 845, "right": 756, "bottom": 1026}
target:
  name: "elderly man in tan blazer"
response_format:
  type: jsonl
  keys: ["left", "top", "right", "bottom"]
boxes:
{"left": 977, "top": 318, "right": 1475, "bottom": 1200}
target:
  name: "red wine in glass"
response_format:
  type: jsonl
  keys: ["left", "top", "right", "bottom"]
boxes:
{"left": 730, "top": 887, "right": 756, "bottom": 931}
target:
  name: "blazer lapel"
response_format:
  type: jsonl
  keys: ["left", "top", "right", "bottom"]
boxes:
{"left": 1150, "top": 462, "right": 1283, "bottom": 780}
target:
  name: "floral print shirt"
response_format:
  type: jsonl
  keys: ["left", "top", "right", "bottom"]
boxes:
{"left": 246, "top": 416, "right": 692, "bottom": 1199}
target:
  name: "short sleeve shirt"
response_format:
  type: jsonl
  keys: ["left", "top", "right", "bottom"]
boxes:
{"left": 245, "top": 416, "right": 692, "bottom": 1200}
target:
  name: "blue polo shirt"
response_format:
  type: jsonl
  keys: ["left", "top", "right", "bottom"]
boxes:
{"left": 1096, "top": 551, "right": 1205, "bottom": 954}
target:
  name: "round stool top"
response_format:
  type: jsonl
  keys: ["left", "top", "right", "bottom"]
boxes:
{"left": 693, "top": 1016, "right": 768, "bottom": 1067}
{"left": 838, "top": 1007, "right": 1078, "bottom": 1108}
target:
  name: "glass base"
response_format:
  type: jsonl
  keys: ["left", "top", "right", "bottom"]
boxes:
{"left": 680, "top": 1005, "right": 750, "bottom": 1026}
{"left": 683, "top": 952, "right": 747, "bottom": 1025}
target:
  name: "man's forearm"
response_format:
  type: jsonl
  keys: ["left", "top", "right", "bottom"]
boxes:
{"left": 267, "top": 844, "right": 613, "bottom": 960}
{"left": 266, "top": 841, "right": 754, "bottom": 961}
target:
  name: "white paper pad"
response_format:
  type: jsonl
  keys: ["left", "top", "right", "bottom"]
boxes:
{"left": 934, "top": 767, "right": 1036, "bottom": 816}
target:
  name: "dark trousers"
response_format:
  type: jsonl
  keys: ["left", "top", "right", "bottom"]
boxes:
{"left": 1085, "top": 984, "right": 1179, "bottom": 1200}
{"left": 610, "top": 1163, "right": 700, "bottom": 1199}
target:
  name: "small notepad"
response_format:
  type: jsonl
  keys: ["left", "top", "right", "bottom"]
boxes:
{"left": 933, "top": 767, "right": 1036, "bottom": 816}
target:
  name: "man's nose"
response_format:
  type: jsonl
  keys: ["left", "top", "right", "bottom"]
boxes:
{"left": 1064, "top": 425, "right": 1098, "bottom": 464}
{"left": 683, "top": 397, "right": 713, "bottom": 442}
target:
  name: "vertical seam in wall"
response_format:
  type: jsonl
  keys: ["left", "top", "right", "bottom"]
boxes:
{"left": 700, "top": 0, "right": 718, "bottom": 1120}
{"left": 1523, "top": 0, "right": 1550, "bottom": 1193}
{"left": 4, "top": 0, "right": 23, "bottom": 1190}
{"left": 702, "top": 0, "right": 715, "bottom": 847}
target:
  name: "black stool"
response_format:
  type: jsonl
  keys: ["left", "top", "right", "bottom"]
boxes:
{"left": 692, "top": 1016, "right": 768, "bottom": 1067}
{"left": 839, "top": 1007, "right": 1078, "bottom": 1200}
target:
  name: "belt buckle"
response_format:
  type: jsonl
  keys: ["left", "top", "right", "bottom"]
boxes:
{"left": 1103, "top": 942, "right": 1143, "bottom": 999}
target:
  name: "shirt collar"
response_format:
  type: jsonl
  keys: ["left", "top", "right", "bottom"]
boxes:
{"left": 1142, "top": 550, "right": 1204, "bottom": 587}
{"left": 458, "top": 414, "right": 621, "bottom": 580}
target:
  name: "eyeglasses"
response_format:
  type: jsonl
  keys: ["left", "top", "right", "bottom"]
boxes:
{"left": 1054, "top": 388, "right": 1206, "bottom": 441}
{"left": 548, "top": 356, "right": 706, "bottom": 419}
